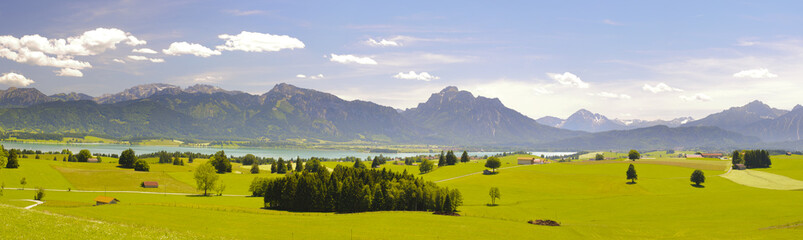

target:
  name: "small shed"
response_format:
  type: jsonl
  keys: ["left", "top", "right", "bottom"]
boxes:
{"left": 94, "top": 196, "right": 120, "bottom": 205}
{"left": 517, "top": 158, "right": 545, "bottom": 165}
{"left": 87, "top": 158, "right": 99, "bottom": 163}
{"left": 142, "top": 181, "right": 159, "bottom": 188}
{"left": 734, "top": 164, "right": 747, "bottom": 170}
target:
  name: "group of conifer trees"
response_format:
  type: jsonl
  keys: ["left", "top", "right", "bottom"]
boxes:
{"left": 252, "top": 165, "right": 462, "bottom": 213}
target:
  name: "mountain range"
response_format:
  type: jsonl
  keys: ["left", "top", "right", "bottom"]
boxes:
{"left": 0, "top": 83, "right": 798, "bottom": 150}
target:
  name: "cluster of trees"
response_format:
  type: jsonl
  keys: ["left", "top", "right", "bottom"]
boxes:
{"left": 419, "top": 159, "right": 434, "bottom": 173}
{"left": 208, "top": 151, "right": 232, "bottom": 173}
{"left": 733, "top": 150, "right": 772, "bottom": 168}
{"left": 252, "top": 165, "right": 462, "bottom": 213}
{"left": 118, "top": 149, "right": 149, "bottom": 172}
{"left": 1, "top": 146, "right": 19, "bottom": 169}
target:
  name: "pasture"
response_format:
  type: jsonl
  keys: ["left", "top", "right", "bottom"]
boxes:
{"left": 1, "top": 152, "right": 802, "bottom": 239}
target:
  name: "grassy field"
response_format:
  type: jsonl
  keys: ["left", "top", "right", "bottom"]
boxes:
{"left": 1, "top": 153, "right": 802, "bottom": 239}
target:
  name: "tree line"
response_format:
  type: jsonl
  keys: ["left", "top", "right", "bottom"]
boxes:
{"left": 732, "top": 149, "right": 772, "bottom": 168}
{"left": 251, "top": 165, "right": 462, "bottom": 213}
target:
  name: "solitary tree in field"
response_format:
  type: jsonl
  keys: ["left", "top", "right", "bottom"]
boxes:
{"left": 6, "top": 151, "right": 19, "bottom": 168}
{"left": 133, "top": 160, "right": 150, "bottom": 172}
{"left": 419, "top": 159, "right": 434, "bottom": 173}
{"left": 251, "top": 163, "right": 260, "bottom": 174}
{"left": 595, "top": 153, "right": 605, "bottom": 160}
{"left": 626, "top": 164, "right": 638, "bottom": 183}
{"left": 76, "top": 149, "right": 91, "bottom": 162}
{"left": 460, "top": 151, "right": 469, "bottom": 163}
{"left": 628, "top": 150, "right": 640, "bottom": 161}
{"left": 118, "top": 149, "right": 137, "bottom": 168}
{"left": 690, "top": 169, "right": 705, "bottom": 186}
{"left": 194, "top": 163, "right": 218, "bottom": 196}
{"left": 20, "top": 177, "right": 27, "bottom": 190}
{"left": 489, "top": 187, "right": 501, "bottom": 206}
{"left": 485, "top": 157, "right": 502, "bottom": 173}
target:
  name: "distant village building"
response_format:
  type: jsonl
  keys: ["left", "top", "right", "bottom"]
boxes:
{"left": 87, "top": 158, "right": 99, "bottom": 163}
{"left": 94, "top": 196, "right": 120, "bottom": 205}
{"left": 517, "top": 157, "right": 545, "bottom": 165}
{"left": 686, "top": 154, "right": 703, "bottom": 158}
{"left": 700, "top": 153, "right": 723, "bottom": 159}
{"left": 141, "top": 181, "right": 159, "bottom": 188}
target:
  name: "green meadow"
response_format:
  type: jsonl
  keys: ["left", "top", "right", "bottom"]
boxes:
{"left": 1, "top": 153, "right": 802, "bottom": 239}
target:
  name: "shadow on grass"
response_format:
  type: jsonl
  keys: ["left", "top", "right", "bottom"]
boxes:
{"left": 690, "top": 184, "right": 705, "bottom": 188}
{"left": 626, "top": 182, "right": 637, "bottom": 185}
{"left": 486, "top": 203, "right": 499, "bottom": 207}
{"left": 186, "top": 194, "right": 213, "bottom": 197}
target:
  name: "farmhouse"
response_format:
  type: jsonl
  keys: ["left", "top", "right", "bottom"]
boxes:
{"left": 94, "top": 196, "right": 120, "bottom": 205}
{"left": 686, "top": 154, "right": 703, "bottom": 158}
{"left": 700, "top": 153, "right": 724, "bottom": 158}
{"left": 517, "top": 157, "right": 545, "bottom": 165}
{"left": 142, "top": 181, "right": 159, "bottom": 188}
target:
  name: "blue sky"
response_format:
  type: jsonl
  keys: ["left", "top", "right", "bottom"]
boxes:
{"left": 1, "top": 0, "right": 802, "bottom": 120}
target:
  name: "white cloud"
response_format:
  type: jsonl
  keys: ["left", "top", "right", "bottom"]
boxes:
{"left": 132, "top": 48, "right": 158, "bottom": 54}
{"left": 533, "top": 86, "right": 553, "bottom": 95}
{"left": 296, "top": 74, "right": 324, "bottom": 79}
{"left": 733, "top": 68, "right": 778, "bottom": 78}
{"left": 224, "top": 9, "right": 265, "bottom": 16}
{"left": 216, "top": 31, "right": 305, "bottom": 52}
{"left": 736, "top": 40, "right": 758, "bottom": 46}
{"left": 0, "top": 72, "right": 34, "bottom": 86}
{"left": 393, "top": 71, "right": 439, "bottom": 81}
{"left": 55, "top": 68, "right": 83, "bottom": 77}
{"left": 112, "top": 58, "right": 125, "bottom": 63}
{"left": 642, "top": 82, "right": 683, "bottom": 93}
{"left": 680, "top": 94, "right": 712, "bottom": 102}
{"left": 0, "top": 27, "right": 144, "bottom": 56}
{"left": 590, "top": 92, "right": 631, "bottom": 100}
{"left": 329, "top": 54, "right": 378, "bottom": 65}
{"left": 603, "top": 19, "right": 622, "bottom": 25}
{"left": 163, "top": 42, "right": 221, "bottom": 57}
{"left": 127, "top": 55, "right": 164, "bottom": 63}
{"left": 376, "top": 53, "right": 471, "bottom": 67}
{"left": 365, "top": 38, "right": 399, "bottom": 47}
{"left": 0, "top": 47, "right": 92, "bottom": 69}
{"left": 194, "top": 75, "right": 222, "bottom": 83}
{"left": 547, "top": 72, "right": 589, "bottom": 88}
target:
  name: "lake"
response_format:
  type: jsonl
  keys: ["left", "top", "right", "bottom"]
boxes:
{"left": 0, "top": 141, "right": 575, "bottom": 159}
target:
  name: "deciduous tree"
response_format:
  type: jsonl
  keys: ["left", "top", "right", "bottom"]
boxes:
{"left": 626, "top": 164, "right": 637, "bottom": 183}
{"left": 419, "top": 159, "right": 434, "bottom": 173}
{"left": 489, "top": 187, "right": 501, "bottom": 205}
{"left": 194, "top": 163, "right": 218, "bottom": 196}
{"left": 485, "top": 157, "right": 501, "bottom": 173}
{"left": 691, "top": 169, "right": 705, "bottom": 186}
{"left": 628, "top": 150, "right": 640, "bottom": 161}
{"left": 133, "top": 160, "right": 150, "bottom": 172}
{"left": 118, "top": 149, "right": 137, "bottom": 168}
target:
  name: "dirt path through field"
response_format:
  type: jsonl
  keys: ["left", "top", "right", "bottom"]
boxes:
{"left": 435, "top": 165, "right": 526, "bottom": 183}
{"left": 721, "top": 169, "right": 803, "bottom": 190}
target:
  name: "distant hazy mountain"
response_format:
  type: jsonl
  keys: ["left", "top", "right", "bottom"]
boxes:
{"left": 535, "top": 116, "right": 565, "bottom": 128}
{"left": 559, "top": 109, "right": 627, "bottom": 132}
{"left": 683, "top": 100, "right": 787, "bottom": 131}
{"left": 537, "top": 125, "right": 760, "bottom": 150}
{"left": 50, "top": 92, "right": 94, "bottom": 101}
{"left": 184, "top": 84, "right": 243, "bottom": 95}
{"left": 615, "top": 117, "right": 694, "bottom": 128}
{"left": 403, "top": 86, "right": 582, "bottom": 145}
{"left": 741, "top": 105, "right": 803, "bottom": 142}
{"left": 0, "top": 87, "right": 53, "bottom": 108}
{"left": 96, "top": 83, "right": 182, "bottom": 104}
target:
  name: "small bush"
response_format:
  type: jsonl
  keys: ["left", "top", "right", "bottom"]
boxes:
{"left": 134, "top": 160, "right": 150, "bottom": 172}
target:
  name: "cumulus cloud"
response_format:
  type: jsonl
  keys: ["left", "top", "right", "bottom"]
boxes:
{"left": 194, "top": 75, "right": 222, "bottom": 83}
{"left": 642, "top": 82, "right": 683, "bottom": 93}
{"left": 0, "top": 72, "right": 34, "bottom": 86}
{"left": 547, "top": 72, "right": 589, "bottom": 88}
{"left": 0, "top": 47, "right": 92, "bottom": 69}
{"left": 680, "top": 94, "right": 712, "bottom": 102}
{"left": 296, "top": 74, "right": 324, "bottom": 79}
{"left": 329, "top": 54, "right": 378, "bottom": 65}
{"left": 127, "top": 55, "right": 164, "bottom": 63}
{"left": 113, "top": 58, "right": 125, "bottom": 63}
{"left": 55, "top": 68, "right": 83, "bottom": 77}
{"left": 393, "top": 71, "right": 439, "bottom": 81}
{"left": 216, "top": 31, "right": 304, "bottom": 52}
{"left": 163, "top": 42, "right": 221, "bottom": 57}
{"left": 733, "top": 68, "right": 778, "bottom": 78}
{"left": 590, "top": 92, "right": 631, "bottom": 100}
{"left": 0, "top": 27, "right": 144, "bottom": 56}
{"left": 132, "top": 48, "right": 158, "bottom": 54}
{"left": 365, "top": 38, "right": 399, "bottom": 47}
